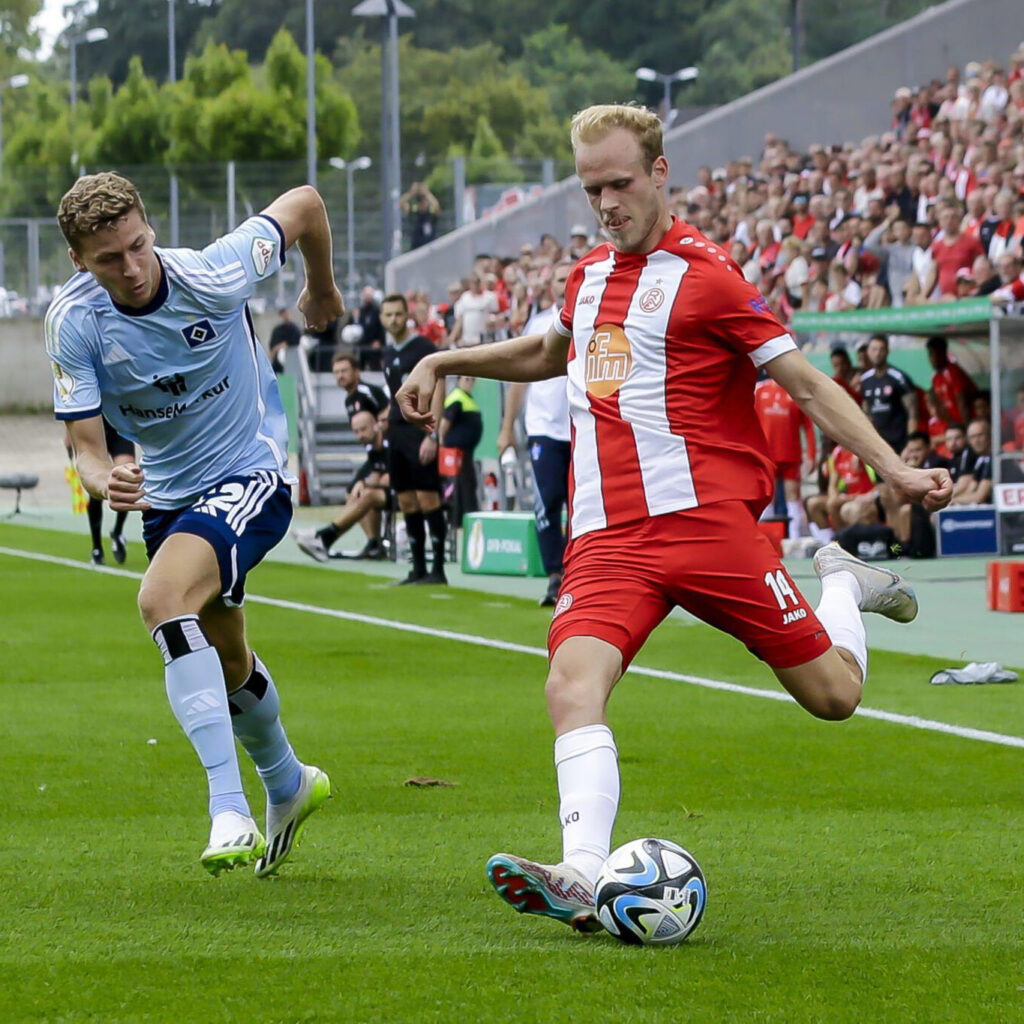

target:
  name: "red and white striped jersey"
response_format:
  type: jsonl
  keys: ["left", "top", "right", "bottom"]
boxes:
{"left": 555, "top": 218, "right": 797, "bottom": 539}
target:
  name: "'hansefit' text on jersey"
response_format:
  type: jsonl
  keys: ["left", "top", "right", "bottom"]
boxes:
{"left": 384, "top": 335, "right": 436, "bottom": 422}
{"left": 45, "top": 215, "right": 292, "bottom": 508}
{"left": 555, "top": 218, "right": 797, "bottom": 539}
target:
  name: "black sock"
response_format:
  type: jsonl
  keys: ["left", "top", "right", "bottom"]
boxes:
{"left": 112, "top": 510, "right": 127, "bottom": 536}
{"left": 405, "top": 511, "right": 426, "bottom": 573}
{"left": 425, "top": 507, "right": 447, "bottom": 570}
{"left": 318, "top": 523, "right": 342, "bottom": 549}
{"left": 87, "top": 496, "right": 103, "bottom": 550}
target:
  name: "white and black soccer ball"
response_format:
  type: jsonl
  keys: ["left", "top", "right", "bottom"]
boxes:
{"left": 595, "top": 838, "right": 706, "bottom": 946}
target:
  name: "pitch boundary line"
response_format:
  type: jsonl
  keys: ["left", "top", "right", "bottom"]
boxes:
{"left": 3, "top": 544, "right": 1023, "bottom": 751}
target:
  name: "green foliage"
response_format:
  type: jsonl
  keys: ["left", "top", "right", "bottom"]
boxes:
{"left": 512, "top": 25, "right": 640, "bottom": 122}
{"left": 87, "top": 56, "right": 170, "bottom": 167}
{"left": 181, "top": 39, "right": 251, "bottom": 100}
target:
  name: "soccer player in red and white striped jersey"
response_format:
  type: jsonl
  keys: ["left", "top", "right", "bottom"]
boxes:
{"left": 398, "top": 105, "right": 953, "bottom": 935}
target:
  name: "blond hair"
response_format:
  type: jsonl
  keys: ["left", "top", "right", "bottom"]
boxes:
{"left": 570, "top": 104, "right": 664, "bottom": 172}
{"left": 57, "top": 172, "right": 147, "bottom": 249}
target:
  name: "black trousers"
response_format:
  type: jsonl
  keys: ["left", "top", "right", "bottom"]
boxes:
{"left": 528, "top": 435, "right": 571, "bottom": 575}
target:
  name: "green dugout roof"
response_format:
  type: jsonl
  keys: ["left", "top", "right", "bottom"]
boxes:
{"left": 791, "top": 297, "right": 995, "bottom": 337}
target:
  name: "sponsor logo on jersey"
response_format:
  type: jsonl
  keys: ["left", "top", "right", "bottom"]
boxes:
{"left": 782, "top": 607, "right": 807, "bottom": 626}
{"left": 639, "top": 287, "right": 665, "bottom": 313}
{"left": 553, "top": 592, "right": 573, "bottom": 618}
{"left": 51, "top": 361, "right": 75, "bottom": 401}
{"left": 585, "top": 324, "right": 632, "bottom": 398}
{"left": 251, "top": 237, "right": 276, "bottom": 277}
{"left": 749, "top": 294, "right": 771, "bottom": 315}
{"left": 180, "top": 318, "right": 218, "bottom": 349}
{"left": 153, "top": 372, "right": 188, "bottom": 396}
{"left": 578, "top": 294, "right": 597, "bottom": 305}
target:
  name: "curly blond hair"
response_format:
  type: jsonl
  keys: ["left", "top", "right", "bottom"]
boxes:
{"left": 57, "top": 172, "right": 147, "bottom": 249}
{"left": 570, "top": 104, "right": 664, "bottom": 173}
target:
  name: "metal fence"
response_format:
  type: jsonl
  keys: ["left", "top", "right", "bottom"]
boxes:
{"left": 0, "top": 155, "right": 575, "bottom": 316}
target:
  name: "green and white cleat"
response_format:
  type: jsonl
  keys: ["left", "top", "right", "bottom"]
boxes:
{"left": 201, "top": 810, "right": 266, "bottom": 876}
{"left": 813, "top": 541, "right": 918, "bottom": 623}
{"left": 486, "top": 853, "right": 603, "bottom": 933}
{"left": 254, "top": 765, "right": 331, "bottom": 878}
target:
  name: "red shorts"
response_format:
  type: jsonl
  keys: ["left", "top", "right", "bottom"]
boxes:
{"left": 774, "top": 460, "right": 800, "bottom": 482}
{"left": 548, "top": 501, "right": 831, "bottom": 671}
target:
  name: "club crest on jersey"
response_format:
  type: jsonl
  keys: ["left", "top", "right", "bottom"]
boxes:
{"left": 585, "top": 324, "right": 632, "bottom": 398}
{"left": 251, "top": 236, "right": 276, "bottom": 277}
{"left": 639, "top": 287, "right": 664, "bottom": 313}
{"left": 180, "top": 319, "right": 218, "bottom": 349}
{"left": 553, "top": 593, "right": 573, "bottom": 618}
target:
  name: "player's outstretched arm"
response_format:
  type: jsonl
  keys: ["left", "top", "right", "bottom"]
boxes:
{"left": 768, "top": 349, "right": 953, "bottom": 512}
{"left": 397, "top": 324, "right": 569, "bottom": 429}
{"left": 67, "top": 416, "right": 150, "bottom": 511}
{"left": 261, "top": 186, "right": 343, "bottom": 332}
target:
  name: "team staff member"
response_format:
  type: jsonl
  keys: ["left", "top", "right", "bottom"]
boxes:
{"left": 860, "top": 334, "right": 917, "bottom": 453}
{"left": 380, "top": 293, "right": 447, "bottom": 584}
{"left": 397, "top": 104, "right": 952, "bottom": 935}
{"left": 496, "top": 260, "right": 574, "bottom": 606}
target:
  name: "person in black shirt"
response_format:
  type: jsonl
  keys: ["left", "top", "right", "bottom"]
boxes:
{"left": 952, "top": 418, "right": 993, "bottom": 505}
{"left": 401, "top": 182, "right": 440, "bottom": 250}
{"left": 355, "top": 287, "right": 386, "bottom": 370}
{"left": 944, "top": 422, "right": 976, "bottom": 484}
{"left": 332, "top": 352, "right": 388, "bottom": 423}
{"left": 860, "top": 334, "right": 917, "bottom": 453}
{"left": 268, "top": 305, "right": 303, "bottom": 374}
{"left": 294, "top": 409, "right": 391, "bottom": 561}
{"left": 381, "top": 292, "right": 447, "bottom": 584}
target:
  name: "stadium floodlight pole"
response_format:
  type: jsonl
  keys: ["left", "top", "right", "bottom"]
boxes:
{"left": 352, "top": 0, "right": 415, "bottom": 268}
{"left": 0, "top": 74, "right": 29, "bottom": 175}
{"left": 68, "top": 27, "right": 108, "bottom": 174}
{"left": 330, "top": 155, "right": 373, "bottom": 303}
{"left": 306, "top": 0, "right": 317, "bottom": 189}
{"left": 168, "top": 0, "right": 179, "bottom": 246}
{"left": 634, "top": 65, "right": 698, "bottom": 123}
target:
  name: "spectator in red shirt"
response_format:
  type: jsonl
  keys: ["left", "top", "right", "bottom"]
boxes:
{"left": 926, "top": 334, "right": 978, "bottom": 427}
{"left": 925, "top": 202, "right": 985, "bottom": 297}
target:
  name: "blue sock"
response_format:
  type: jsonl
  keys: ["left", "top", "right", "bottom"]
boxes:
{"left": 228, "top": 653, "right": 302, "bottom": 805}
{"left": 153, "top": 615, "right": 250, "bottom": 820}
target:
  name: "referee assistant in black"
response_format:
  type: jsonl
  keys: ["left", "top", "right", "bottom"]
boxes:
{"left": 380, "top": 293, "right": 448, "bottom": 584}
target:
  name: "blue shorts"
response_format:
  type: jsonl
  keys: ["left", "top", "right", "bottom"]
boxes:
{"left": 142, "top": 470, "right": 292, "bottom": 607}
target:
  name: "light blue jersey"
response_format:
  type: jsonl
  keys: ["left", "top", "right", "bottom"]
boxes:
{"left": 45, "top": 214, "right": 295, "bottom": 508}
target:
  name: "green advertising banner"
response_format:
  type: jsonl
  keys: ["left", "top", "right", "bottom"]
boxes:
{"left": 461, "top": 512, "right": 547, "bottom": 577}
{"left": 791, "top": 297, "right": 992, "bottom": 336}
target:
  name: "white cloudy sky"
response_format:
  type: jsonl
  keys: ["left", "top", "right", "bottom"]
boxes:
{"left": 31, "top": 0, "right": 72, "bottom": 58}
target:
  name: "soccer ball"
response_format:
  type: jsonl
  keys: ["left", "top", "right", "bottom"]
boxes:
{"left": 595, "top": 838, "right": 706, "bottom": 946}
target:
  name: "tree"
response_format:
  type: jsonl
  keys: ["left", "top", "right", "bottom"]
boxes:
{"left": 0, "top": 0, "right": 43, "bottom": 73}
{"left": 87, "top": 57, "right": 170, "bottom": 167}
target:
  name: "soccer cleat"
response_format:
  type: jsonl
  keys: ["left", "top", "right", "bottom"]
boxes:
{"left": 394, "top": 568, "right": 427, "bottom": 585}
{"left": 485, "top": 853, "right": 603, "bottom": 933}
{"left": 294, "top": 528, "right": 330, "bottom": 563}
{"left": 109, "top": 532, "right": 127, "bottom": 564}
{"left": 813, "top": 541, "right": 918, "bottom": 623}
{"left": 414, "top": 567, "right": 448, "bottom": 585}
{"left": 90, "top": 548, "right": 105, "bottom": 566}
{"left": 540, "top": 575, "right": 562, "bottom": 608}
{"left": 254, "top": 764, "right": 331, "bottom": 878}
{"left": 201, "top": 810, "right": 266, "bottom": 876}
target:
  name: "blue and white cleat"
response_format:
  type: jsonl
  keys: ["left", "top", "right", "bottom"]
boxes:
{"left": 254, "top": 765, "right": 331, "bottom": 878}
{"left": 813, "top": 541, "right": 918, "bottom": 623}
{"left": 486, "top": 853, "right": 602, "bottom": 933}
{"left": 201, "top": 810, "right": 265, "bottom": 876}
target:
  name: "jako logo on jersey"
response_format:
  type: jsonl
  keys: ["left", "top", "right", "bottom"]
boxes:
{"left": 181, "top": 319, "right": 218, "bottom": 349}
{"left": 153, "top": 373, "right": 187, "bottom": 396}
{"left": 749, "top": 295, "right": 771, "bottom": 315}
{"left": 639, "top": 287, "right": 665, "bottom": 313}
{"left": 251, "top": 237, "right": 276, "bottom": 277}
{"left": 553, "top": 592, "right": 573, "bottom": 618}
{"left": 578, "top": 294, "right": 596, "bottom": 305}
{"left": 585, "top": 324, "right": 632, "bottom": 398}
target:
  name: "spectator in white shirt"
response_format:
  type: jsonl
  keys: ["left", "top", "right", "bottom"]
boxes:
{"left": 450, "top": 275, "right": 500, "bottom": 348}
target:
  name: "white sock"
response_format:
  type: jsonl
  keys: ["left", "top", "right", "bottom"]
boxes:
{"left": 554, "top": 724, "right": 619, "bottom": 884}
{"left": 786, "top": 499, "right": 808, "bottom": 538}
{"left": 815, "top": 572, "right": 868, "bottom": 682}
{"left": 809, "top": 522, "right": 834, "bottom": 543}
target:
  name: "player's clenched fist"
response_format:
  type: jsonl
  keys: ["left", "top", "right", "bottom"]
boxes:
{"left": 396, "top": 356, "right": 440, "bottom": 430}
{"left": 107, "top": 462, "right": 150, "bottom": 511}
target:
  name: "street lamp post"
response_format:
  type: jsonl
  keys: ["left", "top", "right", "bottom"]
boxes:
{"left": 306, "top": 0, "right": 317, "bottom": 188}
{"left": 168, "top": 0, "right": 179, "bottom": 245}
{"left": 635, "top": 65, "right": 699, "bottom": 124}
{"left": 69, "top": 26, "right": 108, "bottom": 174}
{"left": 330, "top": 156, "right": 373, "bottom": 302}
{"left": 0, "top": 74, "right": 29, "bottom": 173}
{"left": 352, "top": 0, "right": 415, "bottom": 267}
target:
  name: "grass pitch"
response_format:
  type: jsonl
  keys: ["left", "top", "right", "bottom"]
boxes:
{"left": 0, "top": 523, "right": 1022, "bottom": 1023}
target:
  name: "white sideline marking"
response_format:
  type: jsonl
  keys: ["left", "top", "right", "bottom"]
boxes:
{"left": 3, "top": 544, "right": 1023, "bottom": 751}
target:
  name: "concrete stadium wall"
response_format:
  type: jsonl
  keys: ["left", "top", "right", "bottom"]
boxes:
{"left": 0, "top": 311, "right": 279, "bottom": 410}
{"left": 387, "top": 0, "right": 1024, "bottom": 300}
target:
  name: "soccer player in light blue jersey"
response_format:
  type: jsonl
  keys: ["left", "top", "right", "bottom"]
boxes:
{"left": 46, "top": 172, "right": 342, "bottom": 876}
